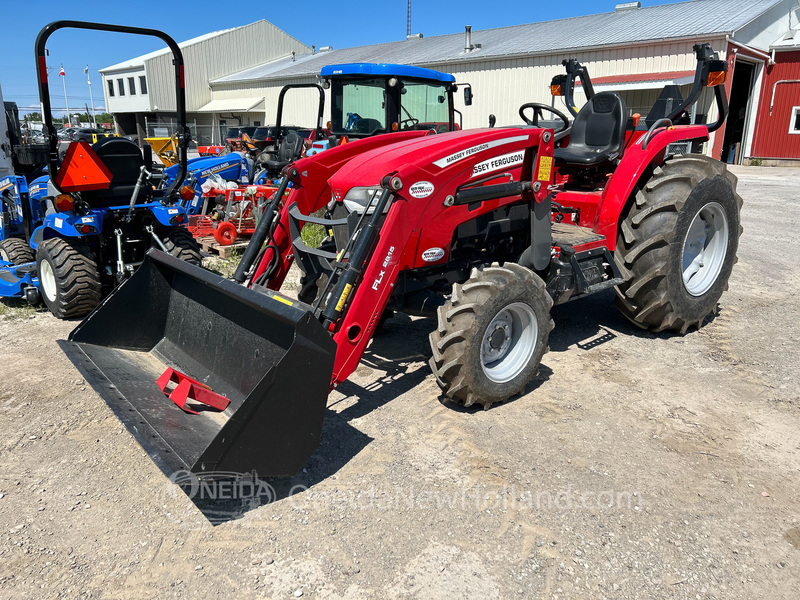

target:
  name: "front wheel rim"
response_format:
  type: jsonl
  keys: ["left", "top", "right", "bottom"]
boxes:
{"left": 480, "top": 302, "right": 538, "bottom": 384}
{"left": 682, "top": 202, "right": 729, "bottom": 297}
{"left": 39, "top": 259, "right": 57, "bottom": 302}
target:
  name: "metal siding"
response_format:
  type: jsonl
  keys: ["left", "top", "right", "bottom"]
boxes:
{"left": 751, "top": 50, "right": 800, "bottom": 159}
{"left": 144, "top": 20, "right": 310, "bottom": 113}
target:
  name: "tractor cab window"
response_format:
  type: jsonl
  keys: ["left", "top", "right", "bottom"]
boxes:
{"left": 400, "top": 81, "right": 450, "bottom": 131}
{"left": 330, "top": 77, "right": 387, "bottom": 136}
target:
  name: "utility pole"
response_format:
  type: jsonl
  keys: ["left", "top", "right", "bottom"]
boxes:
{"left": 407, "top": 0, "right": 411, "bottom": 37}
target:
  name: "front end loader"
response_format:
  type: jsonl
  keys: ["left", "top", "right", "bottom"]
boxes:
{"left": 62, "top": 43, "right": 741, "bottom": 481}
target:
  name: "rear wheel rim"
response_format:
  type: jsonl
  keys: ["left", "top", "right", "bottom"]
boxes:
{"left": 682, "top": 201, "right": 729, "bottom": 297}
{"left": 39, "top": 259, "right": 57, "bottom": 302}
{"left": 480, "top": 302, "right": 538, "bottom": 384}
{"left": 0, "top": 248, "right": 8, "bottom": 262}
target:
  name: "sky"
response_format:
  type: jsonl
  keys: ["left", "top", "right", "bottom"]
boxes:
{"left": 0, "top": 0, "right": 684, "bottom": 116}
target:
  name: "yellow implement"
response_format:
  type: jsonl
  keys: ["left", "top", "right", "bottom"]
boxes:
{"left": 144, "top": 136, "right": 179, "bottom": 167}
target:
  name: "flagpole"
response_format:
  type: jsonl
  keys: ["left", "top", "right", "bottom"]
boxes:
{"left": 60, "top": 64, "right": 70, "bottom": 125}
{"left": 85, "top": 66, "right": 96, "bottom": 127}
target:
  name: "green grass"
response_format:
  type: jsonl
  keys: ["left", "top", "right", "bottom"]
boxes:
{"left": 0, "top": 299, "right": 44, "bottom": 320}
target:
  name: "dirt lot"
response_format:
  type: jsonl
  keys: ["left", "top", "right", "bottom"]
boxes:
{"left": 1, "top": 165, "right": 799, "bottom": 599}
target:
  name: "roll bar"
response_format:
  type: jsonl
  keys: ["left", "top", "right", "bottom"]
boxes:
{"left": 36, "top": 21, "right": 189, "bottom": 198}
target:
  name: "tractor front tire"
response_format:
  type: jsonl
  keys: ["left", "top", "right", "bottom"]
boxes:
{"left": 36, "top": 238, "right": 101, "bottom": 319}
{"left": 0, "top": 238, "right": 34, "bottom": 265}
{"left": 161, "top": 227, "right": 202, "bottom": 265}
{"left": 614, "top": 154, "right": 742, "bottom": 333}
{"left": 429, "top": 263, "right": 554, "bottom": 409}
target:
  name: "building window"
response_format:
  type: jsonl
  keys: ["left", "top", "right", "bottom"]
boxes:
{"left": 107, "top": 80, "right": 114, "bottom": 97}
{"left": 790, "top": 107, "right": 800, "bottom": 135}
{"left": 128, "top": 77, "right": 136, "bottom": 95}
{"left": 117, "top": 79, "right": 125, "bottom": 96}
{"left": 254, "top": 121, "right": 261, "bottom": 127}
{"left": 139, "top": 76, "right": 147, "bottom": 95}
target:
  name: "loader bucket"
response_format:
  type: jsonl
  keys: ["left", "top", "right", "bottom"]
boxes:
{"left": 59, "top": 250, "right": 336, "bottom": 477}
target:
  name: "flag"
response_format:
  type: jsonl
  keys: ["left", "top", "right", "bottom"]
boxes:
{"left": 59, "top": 65, "right": 65, "bottom": 76}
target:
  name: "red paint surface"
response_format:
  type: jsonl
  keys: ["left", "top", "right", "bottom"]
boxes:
{"left": 751, "top": 50, "right": 800, "bottom": 159}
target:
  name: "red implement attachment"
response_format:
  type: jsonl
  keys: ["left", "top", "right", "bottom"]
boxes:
{"left": 157, "top": 367, "right": 230, "bottom": 414}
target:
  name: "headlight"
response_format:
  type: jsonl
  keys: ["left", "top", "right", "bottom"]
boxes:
{"left": 342, "top": 186, "right": 383, "bottom": 215}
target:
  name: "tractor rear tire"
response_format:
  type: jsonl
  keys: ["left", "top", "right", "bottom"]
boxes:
{"left": 429, "top": 263, "right": 554, "bottom": 409}
{"left": 614, "top": 154, "right": 742, "bottom": 333}
{"left": 161, "top": 227, "right": 202, "bottom": 265}
{"left": 36, "top": 238, "right": 101, "bottom": 319}
{"left": 0, "top": 238, "right": 34, "bottom": 265}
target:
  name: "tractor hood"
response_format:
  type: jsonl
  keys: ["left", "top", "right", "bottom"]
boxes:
{"left": 164, "top": 153, "right": 244, "bottom": 181}
{"left": 328, "top": 127, "right": 543, "bottom": 202}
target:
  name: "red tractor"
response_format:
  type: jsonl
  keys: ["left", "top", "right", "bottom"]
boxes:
{"left": 64, "top": 44, "right": 741, "bottom": 479}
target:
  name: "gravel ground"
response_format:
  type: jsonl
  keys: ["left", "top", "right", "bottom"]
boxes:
{"left": 0, "top": 165, "right": 799, "bottom": 599}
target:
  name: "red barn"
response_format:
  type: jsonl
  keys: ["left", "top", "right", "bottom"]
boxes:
{"left": 750, "top": 32, "right": 800, "bottom": 162}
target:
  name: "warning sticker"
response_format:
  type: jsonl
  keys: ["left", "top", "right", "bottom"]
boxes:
{"left": 272, "top": 295, "right": 294, "bottom": 307}
{"left": 537, "top": 156, "right": 554, "bottom": 182}
{"left": 335, "top": 283, "right": 353, "bottom": 312}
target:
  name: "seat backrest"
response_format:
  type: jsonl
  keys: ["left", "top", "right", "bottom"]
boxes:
{"left": 570, "top": 92, "right": 627, "bottom": 154}
{"left": 277, "top": 132, "right": 304, "bottom": 162}
{"left": 91, "top": 137, "right": 144, "bottom": 186}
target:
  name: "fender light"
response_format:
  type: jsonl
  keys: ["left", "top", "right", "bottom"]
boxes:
{"left": 707, "top": 70, "right": 726, "bottom": 87}
{"left": 79, "top": 224, "right": 96, "bottom": 234}
{"left": 391, "top": 122, "right": 399, "bottom": 132}
{"left": 169, "top": 214, "right": 185, "bottom": 225}
{"left": 179, "top": 185, "right": 195, "bottom": 201}
{"left": 54, "top": 194, "right": 75, "bottom": 212}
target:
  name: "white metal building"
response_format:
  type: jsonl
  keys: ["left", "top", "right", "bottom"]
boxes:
{"left": 102, "top": 0, "right": 800, "bottom": 159}
{"left": 99, "top": 20, "right": 310, "bottom": 143}
{"left": 204, "top": 0, "right": 798, "bottom": 159}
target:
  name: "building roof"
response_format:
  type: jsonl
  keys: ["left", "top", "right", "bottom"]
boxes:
{"left": 213, "top": 0, "right": 784, "bottom": 85}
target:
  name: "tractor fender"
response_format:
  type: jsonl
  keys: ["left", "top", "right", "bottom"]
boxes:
{"left": 595, "top": 125, "right": 709, "bottom": 249}
{"left": 41, "top": 211, "right": 102, "bottom": 240}
{"left": 149, "top": 203, "right": 187, "bottom": 227}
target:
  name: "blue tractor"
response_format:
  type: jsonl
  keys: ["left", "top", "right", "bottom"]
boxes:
{"left": 0, "top": 21, "right": 201, "bottom": 319}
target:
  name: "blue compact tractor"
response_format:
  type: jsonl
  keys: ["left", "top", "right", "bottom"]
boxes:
{"left": 0, "top": 21, "right": 202, "bottom": 319}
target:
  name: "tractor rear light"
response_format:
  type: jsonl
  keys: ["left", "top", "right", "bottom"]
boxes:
{"left": 170, "top": 214, "right": 186, "bottom": 225}
{"left": 391, "top": 122, "right": 399, "bottom": 131}
{"left": 179, "top": 185, "right": 195, "bottom": 201}
{"left": 79, "top": 224, "right": 95, "bottom": 234}
{"left": 707, "top": 70, "right": 726, "bottom": 87}
{"left": 326, "top": 121, "right": 332, "bottom": 129}
{"left": 54, "top": 194, "right": 75, "bottom": 212}
{"left": 550, "top": 84, "right": 562, "bottom": 96}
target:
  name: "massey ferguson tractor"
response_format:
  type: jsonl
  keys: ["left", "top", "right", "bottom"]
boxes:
{"left": 62, "top": 43, "right": 741, "bottom": 481}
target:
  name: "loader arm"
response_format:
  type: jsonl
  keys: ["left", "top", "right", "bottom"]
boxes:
{"left": 249, "top": 131, "right": 431, "bottom": 285}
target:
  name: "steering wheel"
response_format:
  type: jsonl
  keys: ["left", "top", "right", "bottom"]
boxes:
{"left": 399, "top": 117, "right": 419, "bottom": 130}
{"left": 518, "top": 103, "right": 570, "bottom": 133}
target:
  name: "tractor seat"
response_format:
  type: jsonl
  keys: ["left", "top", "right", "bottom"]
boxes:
{"left": 81, "top": 137, "right": 149, "bottom": 207}
{"left": 554, "top": 92, "right": 627, "bottom": 168}
{"left": 262, "top": 132, "right": 304, "bottom": 174}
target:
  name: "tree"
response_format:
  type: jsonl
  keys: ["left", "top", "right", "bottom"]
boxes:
{"left": 25, "top": 112, "right": 43, "bottom": 121}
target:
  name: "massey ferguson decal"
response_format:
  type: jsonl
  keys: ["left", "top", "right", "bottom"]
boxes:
{"left": 433, "top": 135, "right": 528, "bottom": 168}
{"left": 471, "top": 150, "right": 525, "bottom": 177}
{"left": 409, "top": 181, "right": 435, "bottom": 198}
